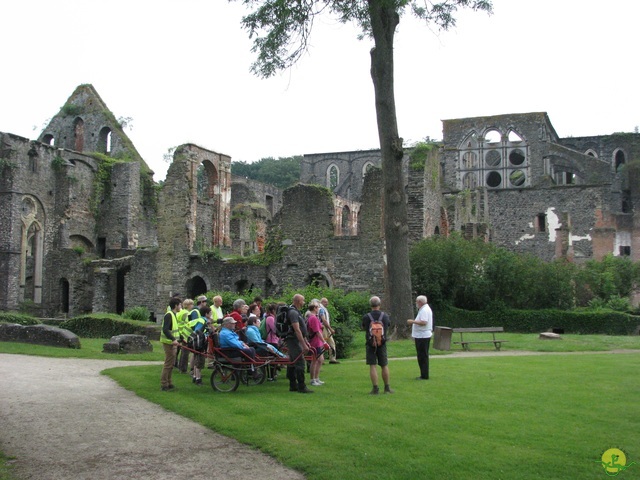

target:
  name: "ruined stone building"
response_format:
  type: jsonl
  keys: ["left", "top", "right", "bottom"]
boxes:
{"left": 1, "top": 86, "right": 637, "bottom": 320}
{"left": 304, "top": 113, "right": 640, "bottom": 262}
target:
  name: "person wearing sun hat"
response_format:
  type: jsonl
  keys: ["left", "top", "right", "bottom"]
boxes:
{"left": 218, "top": 317, "right": 256, "bottom": 359}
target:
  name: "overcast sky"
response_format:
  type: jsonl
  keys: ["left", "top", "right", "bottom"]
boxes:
{"left": 1, "top": 0, "right": 638, "bottom": 181}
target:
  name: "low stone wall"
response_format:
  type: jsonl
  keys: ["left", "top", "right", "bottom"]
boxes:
{"left": 0, "top": 323, "right": 81, "bottom": 349}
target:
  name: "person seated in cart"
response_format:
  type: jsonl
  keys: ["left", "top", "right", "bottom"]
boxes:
{"left": 218, "top": 317, "right": 256, "bottom": 360}
{"left": 245, "top": 317, "right": 287, "bottom": 358}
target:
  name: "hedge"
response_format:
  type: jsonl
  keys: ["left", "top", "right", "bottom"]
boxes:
{"left": 437, "top": 307, "right": 640, "bottom": 335}
{"left": 60, "top": 314, "right": 160, "bottom": 339}
{"left": 0, "top": 312, "right": 40, "bottom": 326}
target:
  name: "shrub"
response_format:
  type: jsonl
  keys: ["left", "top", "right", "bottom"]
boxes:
{"left": 122, "top": 306, "right": 151, "bottom": 322}
{"left": 437, "top": 307, "right": 640, "bottom": 335}
{"left": 60, "top": 314, "right": 159, "bottom": 338}
{"left": 0, "top": 312, "right": 40, "bottom": 326}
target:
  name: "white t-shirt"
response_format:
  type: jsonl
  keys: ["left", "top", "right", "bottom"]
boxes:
{"left": 412, "top": 304, "right": 433, "bottom": 339}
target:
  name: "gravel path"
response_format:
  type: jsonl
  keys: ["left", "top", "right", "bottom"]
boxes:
{"left": 0, "top": 354, "right": 305, "bottom": 480}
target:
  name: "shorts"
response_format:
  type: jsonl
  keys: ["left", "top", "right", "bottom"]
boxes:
{"left": 365, "top": 343, "right": 388, "bottom": 367}
{"left": 193, "top": 353, "right": 205, "bottom": 369}
{"left": 312, "top": 346, "right": 325, "bottom": 358}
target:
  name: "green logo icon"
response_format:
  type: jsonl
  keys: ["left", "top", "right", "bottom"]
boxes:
{"left": 597, "top": 448, "right": 636, "bottom": 476}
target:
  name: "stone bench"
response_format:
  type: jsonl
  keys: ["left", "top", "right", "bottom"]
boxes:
{"left": 0, "top": 323, "right": 80, "bottom": 349}
{"left": 103, "top": 334, "right": 153, "bottom": 354}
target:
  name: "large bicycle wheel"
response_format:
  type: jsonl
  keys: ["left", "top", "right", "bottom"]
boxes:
{"left": 210, "top": 366, "right": 239, "bottom": 392}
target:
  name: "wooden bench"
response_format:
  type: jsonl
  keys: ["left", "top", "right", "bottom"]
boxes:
{"left": 452, "top": 327, "right": 507, "bottom": 351}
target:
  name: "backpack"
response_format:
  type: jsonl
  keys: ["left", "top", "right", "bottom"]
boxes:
{"left": 367, "top": 312, "right": 386, "bottom": 347}
{"left": 275, "top": 305, "right": 295, "bottom": 338}
{"left": 259, "top": 316, "right": 268, "bottom": 340}
{"left": 188, "top": 330, "right": 207, "bottom": 352}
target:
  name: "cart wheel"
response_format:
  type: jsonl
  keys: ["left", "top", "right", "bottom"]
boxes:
{"left": 244, "top": 366, "right": 267, "bottom": 386}
{"left": 210, "top": 366, "right": 239, "bottom": 392}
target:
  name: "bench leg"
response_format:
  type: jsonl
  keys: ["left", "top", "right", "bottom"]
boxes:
{"left": 494, "top": 342, "right": 501, "bottom": 351}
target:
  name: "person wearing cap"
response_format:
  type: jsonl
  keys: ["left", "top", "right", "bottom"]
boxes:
{"left": 218, "top": 317, "right": 256, "bottom": 360}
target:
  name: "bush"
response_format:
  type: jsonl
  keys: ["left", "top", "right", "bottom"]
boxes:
{"left": 0, "top": 312, "right": 40, "bottom": 326}
{"left": 60, "top": 314, "right": 159, "bottom": 338}
{"left": 122, "top": 306, "right": 151, "bottom": 322}
{"left": 437, "top": 307, "right": 640, "bottom": 335}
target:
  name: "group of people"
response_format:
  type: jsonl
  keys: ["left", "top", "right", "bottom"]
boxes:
{"left": 159, "top": 294, "right": 340, "bottom": 392}
{"left": 160, "top": 291, "right": 434, "bottom": 395}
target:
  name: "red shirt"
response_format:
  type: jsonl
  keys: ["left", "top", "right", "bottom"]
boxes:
{"left": 230, "top": 310, "right": 245, "bottom": 331}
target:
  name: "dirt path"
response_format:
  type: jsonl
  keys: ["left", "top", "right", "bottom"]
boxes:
{"left": 0, "top": 354, "right": 305, "bottom": 480}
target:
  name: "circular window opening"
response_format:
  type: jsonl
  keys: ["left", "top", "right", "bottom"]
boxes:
{"left": 509, "top": 170, "right": 526, "bottom": 187}
{"left": 486, "top": 171, "right": 502, "bottom": 188}
{"left": 485, "top": 150, "right": 501, "bottom": 167}
{"left": 463, "top": 172, "right": 478, "bottom": 189}
{"left": 509, "top": 149, "right": 525, "bottom": 166}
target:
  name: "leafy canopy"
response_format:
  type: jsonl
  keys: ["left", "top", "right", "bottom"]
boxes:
{"left": 236, "top": 0, "right": 493, "bottom": 78}
{"left": 231, "top": 155, "right": 302, "bottom": 189}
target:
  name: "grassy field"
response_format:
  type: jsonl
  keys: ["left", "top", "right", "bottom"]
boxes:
{"left": 2, "top": 334, "right": 640, "bottom": 479}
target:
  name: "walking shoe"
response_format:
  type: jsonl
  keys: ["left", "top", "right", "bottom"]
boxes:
{"left": 195, "top": 378, "right": 202, "bottom": 386}
{"left": 316, "top": 379, "right": 325, "bottom": 385}
{"left": 384, "top": 385, "right": 394, "bottom": 394}
{"left": 416, "top": 377, "right": 429, "bottom": 380}
{"left": 329, "top": 360, "right": 340, "bottom": 364}
{"left": 192, "top": 376, "right": 196, "bottom": 383}
{"left": 310, "top": 379, "right": 323, "bottom": 386}
{"left": 298, "top": 387, "right": 314, "bottom": 393}
{"left": 161, "top": 385, "right": 176, "bottom": 392}
{"left": 289, "top": 386, "right": 298, "bottom": 392}
{"left": 369, "top": 386, "right": 380, "bottom": 395}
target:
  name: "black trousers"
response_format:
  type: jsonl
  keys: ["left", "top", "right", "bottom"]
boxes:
{"left": 285, "top": 337, "right": 306, "bottom": 390}
{"left": 415, "top": 337, "right": 431, "bottom": 379}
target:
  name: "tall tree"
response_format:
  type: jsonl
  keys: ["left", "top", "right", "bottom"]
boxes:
{"left": 234, "top": 0, "right": 492, "bottom": 335}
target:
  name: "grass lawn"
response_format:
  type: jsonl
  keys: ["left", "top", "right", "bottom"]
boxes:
{"left": 2, "top": 334, "right": 640, "bottom": 479}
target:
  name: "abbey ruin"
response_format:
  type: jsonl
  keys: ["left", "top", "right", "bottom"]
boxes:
{"left": 1, "top": 85, "right": 638, "bottom": 320}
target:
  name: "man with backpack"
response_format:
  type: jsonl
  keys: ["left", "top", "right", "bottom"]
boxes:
{"left": 407, "top": 295, "right": 433, "bottom": 380}
{"left": 361, "top": 296, "right": 393, "bottom": 394}
{"left": 283, "top": 294, "right": 313, "bottom": 393}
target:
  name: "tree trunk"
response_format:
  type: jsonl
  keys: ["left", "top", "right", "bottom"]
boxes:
{"left": 368, "top": 0, "right": 414, "bottom": 337}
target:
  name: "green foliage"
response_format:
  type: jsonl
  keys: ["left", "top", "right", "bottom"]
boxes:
{"left": 61, "top": 103, "right": 83, "bottom": 116}
{"left": 0, "top": 312, "right": 40, "bottom": 326}
{"left": 122, "top": 306, "right": 151, "bottom": 322}
{"left": 60, "top": 314, "right": 158, "bottom": 338}
{"left": 0, "top": 450, "right": 16, "bottom": 480}
{"left": 437, "top": 306, "right": 640, "bottom": 335}
{"left": 231, "top": 156, "right": 301, "bottom": 189}
{"left": 72, "top": 246, "right": 84, "bottom": 255}
{"left": 588, "top": 294, "right": 632, "bottom": 312}
{"left": 51, "top": 155, "right": 65, "bottom": 171}
{"left": 576, "top": 253, "right": 639, "bottom": 302}
{"left": 0, "top": 156, "right": 16, "bottom": 172}
{"left": 411, "top": 235, "right": 639, "bottom": 311}
{"left": 408, "top": 141, "right": 434, "bottom": 169}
